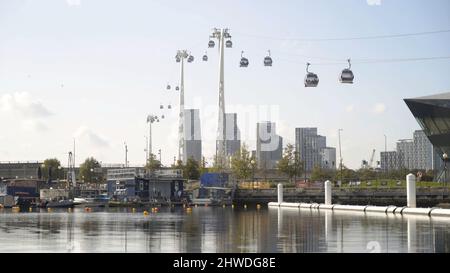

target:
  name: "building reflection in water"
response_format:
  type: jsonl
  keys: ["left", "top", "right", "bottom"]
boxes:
{"left": 0, "top": 207, "right": 450, "bottom": 252}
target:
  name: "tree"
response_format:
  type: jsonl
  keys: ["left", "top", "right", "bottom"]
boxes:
{"left": 230, "top": 144, "right": 254, "bottom": 180}
{"left": 145, "top": 153, "right": 162, "bottom": 173}
{"left": 199, "top": 156, "right": 209, "bottom": 176}
{"left": 79, "top": 157, "right": 103, "bottom": 183}
{"left": 334, "top": 164, "right": 357, "bottom": 183}
{"left": 42, "top": 158, "right": 62, "bottom": 181}
{"left": 311, "top": 165, "right": 335, "bottom": 181}
{"left": 184, "top": 158, "right": 201, "bottom": 180}
{"left": 356, "top": 168, "right": 378, "bottom": 181}
{"left": 277, "top": 143, "right": 303, "bottom": 182}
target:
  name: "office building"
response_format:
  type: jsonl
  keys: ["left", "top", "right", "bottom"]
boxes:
{"left": 320, "top": 147, "right": 336, "bottom": 170}
{"left": 225, "top": 113, "right": 241, "bottom": 157}
{"left": 183, "top": 109, "right": 202, "bottom": 163}
{"left": 295, "top": 128, "right": 328, "bottom": 172}
{"left": 256, "top": 121, "right": 283, "bottom": 169}
{"left": 380, "top": 151, "right": 399, "bottom": 172}
{"left": 404, "top": 92, "right": 450, "bottom": 181}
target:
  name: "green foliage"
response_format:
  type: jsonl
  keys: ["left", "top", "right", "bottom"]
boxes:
{"left": 356, "top": 168, "right": 378, "bottom": 181}
{"left": 42, "top": 158, "right": 62, "bottom": 180}
{"left": 334, "top": 164, "right": 358, "bottom": 182}
{"left": 145, "top": 153, "right": 162, "bottom": 173}
{"left": 277, "top": 143, "right": 303, "bottom": 181}
{"left": 184, "top": 158, "right": 200, "bottom": 180}
{"left": 79, "top": 157, "right": 103, "bottom": 183}
{"left": 230, "top": 143, "right": 255, "bottom": 180}
{"left": 199, "top": 157, "right": 209, "bottom": 176}
{"left": 311, "top": 165, "right": 335, "bottom": 181}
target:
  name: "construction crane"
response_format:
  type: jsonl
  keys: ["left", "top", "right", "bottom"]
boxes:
{"left": 368, "top": 149, "right": 376, "bottom": 169}
{"left": 361, "top": 149, "right": 376, "bottom": 169}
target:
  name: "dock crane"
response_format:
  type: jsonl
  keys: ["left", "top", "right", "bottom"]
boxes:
{"left": 368, "top": 149, "right": 376, "bottom": 169}
{"left": 361, "top": 149, "right": 376, "bottom": 169}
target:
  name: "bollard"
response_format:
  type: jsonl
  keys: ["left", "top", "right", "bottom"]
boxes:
{"left": 324, "top": 180, "right": 332, "bottom": 205}
{"left": 277, "top": 183, "right": 283, "bottom": 204}
{"left": 406, "top": 173, "right": 416, "bottom": 208}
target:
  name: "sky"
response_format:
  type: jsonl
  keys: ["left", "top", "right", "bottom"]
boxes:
{"left": 0, "top": 0, "right": 449, "bottom": 169}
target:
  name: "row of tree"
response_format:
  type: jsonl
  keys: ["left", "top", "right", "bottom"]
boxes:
{"left": 40, "top": 157, "right": 102, "bottom": 183}
{"left": 39, "top": 143, "right": 437, "bottom": 183}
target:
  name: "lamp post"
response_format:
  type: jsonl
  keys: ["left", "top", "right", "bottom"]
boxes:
{"left": 384, "top": 134, "right": 387, "bottom": 174}
{"left": 250, "top": 159, "right": 256, "bottom": 190}
{"left": 338, "top": 129, "right": 343, "bottom": 184}
{"left": 443, "top": 152, "right": 448, "bottom": 196}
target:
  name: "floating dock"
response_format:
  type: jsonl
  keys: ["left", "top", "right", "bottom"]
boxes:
{"left": 268, "top": 174, "right": 450, "bottom": 218}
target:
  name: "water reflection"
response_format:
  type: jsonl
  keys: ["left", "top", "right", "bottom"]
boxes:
{"left": 0, "top": 207, "right": 449, "bottom": 253}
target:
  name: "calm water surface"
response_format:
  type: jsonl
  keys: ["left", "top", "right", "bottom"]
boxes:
{"left": 0, "top": 207, "right": 449, "bottom": 253}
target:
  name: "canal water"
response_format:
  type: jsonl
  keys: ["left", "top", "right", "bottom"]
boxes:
{"left": 0, "top": 207, "right": 449, "bottom": 253}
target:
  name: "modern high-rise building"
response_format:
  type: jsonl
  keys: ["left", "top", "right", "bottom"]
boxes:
{"left": 256, "top": 121, "right": 283, "bottom": 169}
{"left": 413, "top": 130, "right": 434, "bottom": 170}
{"left": 295, "top": 128, "right": 328, "bottom": 172}
{"left": 380, "top": 151, "right": 399, "bottom": 171}
{"left": 397, "top": 139, "right": 414, "bottom": 169}
{"left": 183, "top": 109, "right": 202, "bottom": 163}
{"left": 225, "top": 113, "right": 241, "bottom": 157}
{"left": 380, "top": 130, "right": 438, "bottom": 172}
{"left": 320, "top": 147, "right": 336, "bottom": 170}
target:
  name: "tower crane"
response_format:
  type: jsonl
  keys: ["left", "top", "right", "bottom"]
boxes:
{"left": 368, "top": 149, "right": 376, "bottom": 169}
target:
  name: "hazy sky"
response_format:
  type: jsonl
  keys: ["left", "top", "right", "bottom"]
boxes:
{"left": 0, "top": 0, "right": 449, "bottom": 168}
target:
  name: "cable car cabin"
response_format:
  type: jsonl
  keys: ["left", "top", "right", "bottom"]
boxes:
{"left": 175, "top": 86, "right": 179, "bottom": 91}
{"left": 304, "top": 73, "right": 319, "bottom": 87}
{"left": 161, "top": 115, "right": 165, "bottom": 119}
{"left": 166, "top": 84, "right": 171, "bottom": 90}
{"left": 240, "top": 57, "right": 249, "bottom": 67}
{"left": 202, "top": 55, "right": 208, "bottom": 61}
{"left": 187, "top": 55, "right": 194, "bottom": 63}
{"left": 225, "top": 40, "right": 232, "bottom": 48}
{"left": 264, "top": 56, "right": 272, "bottom": 66}
{"left": 340, "top": 69, "right": 354, "bottom": 84}
{"left": 160, "top": 105, "right": 164, "bottom": 109}
{"left": 176, "top": 56, "right": 180, "bottom": 63}
{"left": 168, "top": 105, "right": 172, "bottom": 109}
{"left": 208, "top": 40, "right": 215, "bottom": 48}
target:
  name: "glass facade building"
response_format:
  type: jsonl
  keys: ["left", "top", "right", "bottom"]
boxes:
{"left": 404, "top": 92, "right": 450, "bottom": 181}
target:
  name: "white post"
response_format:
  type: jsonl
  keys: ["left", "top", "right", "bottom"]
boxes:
{"left": 324, "top": 180, "right": 332, "bottom": 205}
{"left": 406, "top": 173, "right": 416, "bottom": 208}
{"left": 277, "top": 183, "right": 283, "bottom": 204}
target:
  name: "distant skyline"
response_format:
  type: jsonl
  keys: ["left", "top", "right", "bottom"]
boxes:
{"left": 0, "top": 0, "right": 450, "bottom": 168}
